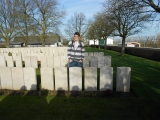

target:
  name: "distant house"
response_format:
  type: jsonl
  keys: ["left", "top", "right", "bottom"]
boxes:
{"left": 118, "top": 42, "right": 141, "bottom": 47}
{"left": 10, "top": 35, "right": 61, "bottom": 47}
{"left": 88, "top": 38, "right": 113, "bottom": 45}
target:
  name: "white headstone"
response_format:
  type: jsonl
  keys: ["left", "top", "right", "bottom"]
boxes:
{"left": 24, "top": 56, "right": 31, "bottom": 67}
{"left": 84, "top": 52, "right": 88, "bottom": 56}
{"left": 60, "top": 56, "right": 68, "bottom": 67}
{"left": 37, "top": 53, "right": 45, "bottom": 61}
{"left": 15, "top": 56, "right": 23, "bottom": 67}
{"left": 84, "top": 67, "right": 97, "bottom": 91}
{"left": 0, "top": 56, "right": 6, "bottom": 67}
{"left": 94, "top": 52, "right": 99, "bottom": 56}
{"left": 104, "top": 56, "right": 111, "bottom": 67}
{"left": 6, "top": 56, "right": 14, "bottom": 67}
{"left": 11, "top": 68, "right": 25, "bottom": 90}
{"left": 90, "top": 56, "right": 98, "bottom": 67}
{"left": 23, "top": 67, "right": 37, "bottom": 90}
{"left": 98, "top": 60, "right": 105, "bottom": 68}
{"left": 3, "top": 53, "right": 8, "bottom": 58}
{"left": 31, "top": 56, "right": 38, "bottom": 68}
{"left": 41, "top": 67, "right": 54, "bottom": 90}
{"left": 69, "top": 67, "right": 82, "bottom": 91}
{"left": 53, "top": 53, "right": 59, "bottom": 56}
{"left": 12, "top": 53, "right": 17, "bottom": 61}
{"left": 98, "top": 56, "right": 104, "bottom": 61}
{"left": 54, "top": 67, "right": 68, "bottom": 91}
{"left": 40, "top": 56, "right": 47, "bottom": 68}
{"left": 48, "top": 53, "right": 54, "bottom": 56}
{"left": 100, "top": 67, "right": 113, "bottom": 91}
{"left": 88, "top": 52, "right": 94, "bottom": 56}
{"left": 0, "top": 67, "right": 13, "bottom": 89}
{"left": 116, "top": 67, "right": 131, "bottom": 92}
{"left": 54, "top": 56, "right": 61, "bottom": 67}
{"left": 99, "top": 52, "right": 104, "bottom": 56}
{"left": 47, "top": 56, "right": 54, "bottom": 68}
{"left": 58, "top": 52, "right": 64, "bottom": 56}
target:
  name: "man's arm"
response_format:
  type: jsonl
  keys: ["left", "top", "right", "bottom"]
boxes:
{"left": 67, "top": 41, "right": 72, "bottom": 62}
{"left": 81, "top": 42, "right": 85, "bottom": 61}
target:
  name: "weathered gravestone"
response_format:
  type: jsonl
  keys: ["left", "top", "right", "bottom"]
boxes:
{"left": 69, "top": 67, "right": 82, "bottom": 91}
{"left": 15, "top": 56, "right": 22, "bottom": 67}
{"left": 31, "top": 56, "right": 38, "bottom": 68}
{"left": 100, "top": 67, "right": 113, "bottom": 91}
{"left": 0, "top": 67, "right": 13, "bottom": 89}
{"left": 60, "top": 56, "right": 68, "bottom": 67}
{"left": 41, "top": 67, "right": 54, "bottom": 90}
{"left": 58, "top": 52, "right": 64, "bottom": 56}
{"left": 116, "top": 67, "right": 131, "bottom": 92}
{"left": 84, "top": 52, "right": 88, "bottom": 56}
{"left": 54, "top": 56, "right": 61, "bottom": 67}
{"left": 24, "top": 56, "right": 31, "bottom": 67}
{"left": 99, "top": 52, "right": 104, "bottom": 56}
{"left": 11, "top": 68, "right": 25, "bottom": 90}
{"left": 98, "top": 60, "right": 105, "bottom": 68}
{"left": 11, "top": 53, "right": 16, "bottom": 61}
{"left": 23, "top": 67, "right": 37, "bottom": 90}
{"left": 0, "top": 56, "right": 6, "bottom": 67}
{"left": 84, "top": 67, "right": 97, "bottom": 91}
{"left": 54, "top": 67, "right": 68, "bottom": 91}
{"left": 90, "top": 56, "right": 98, "bottom": 67}
{"left": 47, "top": 56, "right": 54, "bottom": 68}
{"left": 88, "top": 52, "right": 94, "bottom": 56}
{"left": 6, "top": 56, "right": 14, "bottom": 67}
{"left": 40, "top": 56, "right": 48, "bottom": 67}
{"left": 104, "top": 56, "right": 111, "bottom": 67}
{"left": 37, "top": 53, "right": 45, "bottom": 61}
{"left": 83, "top": 56, "right": 91, "bottom": 67}
{"left": 94, "top": 52, "right": 99, "bottom": 57}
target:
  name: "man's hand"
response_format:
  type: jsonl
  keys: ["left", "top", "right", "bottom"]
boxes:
{"left": 69, "top": 59, "right": 73, "bottom": 62}
{"left": 79, "top": 60, "right": 82, "bottom": 62}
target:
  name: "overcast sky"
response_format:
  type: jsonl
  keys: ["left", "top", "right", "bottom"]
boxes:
{"left": 59, "top": 0, "right": 160, "bottom": 38}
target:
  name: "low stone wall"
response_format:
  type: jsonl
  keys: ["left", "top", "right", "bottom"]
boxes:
{"left": 91, "top": 45, "right": 160, "bottom": 61}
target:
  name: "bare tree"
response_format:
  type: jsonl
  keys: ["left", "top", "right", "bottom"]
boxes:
{"left": 103, "top": 0, "right": 150, "bottom": 56}
{"left": 31, "top": 0, "right": 65, "bottom": 47}
{"left": 0, "top": 0, "right": 19, "bottom": 48}
{"left": 65, "top": 12, "right": 88, "bottom": 40}
{"left": 139, "top": 0, "right": 160, "bottom": 13}
{"left": 87, "top": 12, "right": 114, "bottom": 50}
{"left": 17, "top": 0, "right": 34, "bottom": 47}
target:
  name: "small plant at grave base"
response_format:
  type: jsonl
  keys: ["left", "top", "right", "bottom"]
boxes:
{"left": 104, "top": 89, "right": 113, "bottom": 95}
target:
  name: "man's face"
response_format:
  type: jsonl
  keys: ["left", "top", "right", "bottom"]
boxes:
{"left": 74, "top": 35, "right": 80, "bottom": 41}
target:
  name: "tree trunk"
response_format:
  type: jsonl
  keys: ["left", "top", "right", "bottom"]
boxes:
{"left": 25, "top": 35, "right": 28, "bottom": 47}
{"left": 98, "top": 39, "right": 100, "bottom": 49}
{"left": 5, "top": 38, "right": 10, "bottom": 48}
{"left": 120, "top": 37, "right": 125, "bottom": 56}
{"left": 42, "top": 40, "right": 45, "bottom": 47}
{"left": 94, "top": 39, "right": 96, "bottom": 48}
{"left": 104, "top": 37, "right": 107, "bottom": 51}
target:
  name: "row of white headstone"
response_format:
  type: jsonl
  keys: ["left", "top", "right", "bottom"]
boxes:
{"left": 0, "top": 55, "right": 112, "bottom": 68}
{"left": 0, "top": 67, "right": 131, "bottom": 92}
{"left": 0, "top": 47, "right": 68, "bottom": 54}
{"left": 0, "top": 52, "right": 105, "bottom": 61}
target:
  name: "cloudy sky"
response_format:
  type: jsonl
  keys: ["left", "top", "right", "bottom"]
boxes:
{"left": 59, "top": 0, "right": 160, "bottom": 38}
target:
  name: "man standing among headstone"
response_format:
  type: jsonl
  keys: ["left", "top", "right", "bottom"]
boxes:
{"left": 68, "top": 32, "right": 85, "bottom": 67}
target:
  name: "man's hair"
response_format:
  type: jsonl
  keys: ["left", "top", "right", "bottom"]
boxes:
{"left": 74, "top": 32, "right": 80, "bottom": 36}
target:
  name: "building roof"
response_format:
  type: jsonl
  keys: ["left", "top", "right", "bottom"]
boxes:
{"left": 11, "top": 35, "right": 60, "bottom": 45}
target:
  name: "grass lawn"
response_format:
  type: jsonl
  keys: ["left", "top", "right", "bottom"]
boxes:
{"left": 0, "top": 47, "right": 160, "bottom": 120}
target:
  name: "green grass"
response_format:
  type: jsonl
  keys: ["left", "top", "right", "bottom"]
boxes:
{"left": 0, "top": 47, "right": 160, "bottom": 120}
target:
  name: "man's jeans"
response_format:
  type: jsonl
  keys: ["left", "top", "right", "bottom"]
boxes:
{"left": 69, "top": 60, "right": 82, "bottom": 67}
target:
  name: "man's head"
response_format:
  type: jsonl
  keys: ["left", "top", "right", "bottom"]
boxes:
{"left": 74, "top": 32, "right": 80, "bottom": 41}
